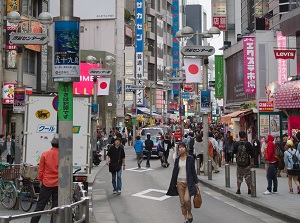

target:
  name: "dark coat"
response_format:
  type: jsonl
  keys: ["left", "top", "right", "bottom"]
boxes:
{"left": 2, "top": 139, "right": 15, "bottom": 157}
{"left": 166, "top": 155, "right": 198, "bottom": 197}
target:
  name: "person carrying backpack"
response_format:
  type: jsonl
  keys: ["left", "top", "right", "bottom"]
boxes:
{"left": 187, "top": 132, "right": 195, "bottom": 157}
{"left": 233, "top": 131, "right": 254, "bottom": 195}
{"left": 284, "top": 140, "right": 300, "bottom": 194}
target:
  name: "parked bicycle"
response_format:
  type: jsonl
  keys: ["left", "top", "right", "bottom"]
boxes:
{"left": 0, "top": 163, "right": 19, "bottom": 209}
{"left": 72, "top": 167, "right": 87, "bottom": 221}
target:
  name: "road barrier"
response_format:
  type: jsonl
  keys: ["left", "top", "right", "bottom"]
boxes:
{"left": 196, "top": 158, "right": 200, "bottom": 175}
{"left": 208, "top": 160, "right": 212, "bottom": 180}
{"left": 0, "top": 197, "right": 90, "bottom": 223}
{"left": 225, "top": 164, "right": 230, "bottom": 187}
{"left": 250, "top": 169, "right": 256, "bottom": 197}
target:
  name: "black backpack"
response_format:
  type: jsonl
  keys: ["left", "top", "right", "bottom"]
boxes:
{"left": 236, "top": 142, "right": 249, "bottom": 167}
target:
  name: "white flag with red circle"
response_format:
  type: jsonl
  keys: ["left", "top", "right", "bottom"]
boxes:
{"left": 97, "top": 78, "right": 110, "bottom": 95}
{"left": 184, "top": 58, "right": 202, "bottom": 83}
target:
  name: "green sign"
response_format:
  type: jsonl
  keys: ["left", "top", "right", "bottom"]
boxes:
{"left": 215, "top": 55, "right": 224, "bottom": 98}
{"left": 58, "top": 82, "right": 73, "bottom": 121}
{"left": 132, "top": 117, "right": 137, "bottom": 125}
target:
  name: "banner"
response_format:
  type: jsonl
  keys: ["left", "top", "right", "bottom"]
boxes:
{"left": 215, "top": 55, "right": 224, "bottom": 98}
{"left": 172, "top": 0, "right": 180, "bottom": 97}
{"left": 276, "top": 32, "right": 288, "bottom": 85}
{"left": 243, "top": 36, "right": 256, "bottom": 94}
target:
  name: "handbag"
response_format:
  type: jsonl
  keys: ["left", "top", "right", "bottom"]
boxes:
{"left": 193, "top": 187, "right": 202, "bottom": 209}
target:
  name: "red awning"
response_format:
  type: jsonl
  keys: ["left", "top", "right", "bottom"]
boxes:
{"left": 220, "top": 109, "right": 253, "bottom": 124}
{"left": 275, "top": 80, "right": 300, "bottom": 109}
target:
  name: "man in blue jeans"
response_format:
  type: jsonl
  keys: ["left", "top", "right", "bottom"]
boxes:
{"left": 106, "top": 138, "right": 126, "bottom": 195}
{"left": 144, "top": 134, "right": 154, "bottom": 168}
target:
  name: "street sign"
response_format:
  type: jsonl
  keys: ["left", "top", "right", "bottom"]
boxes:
{"left": 10, "top": 33, "right": 49, "bottom": 45}
{"left": 181, "top": 46, "right": 215, "bottom": 56}
{"left": 167, "top": 77, "right": 186, "bottom": 83}
{"left": 125, "top": 85, "right": 133, "bottom": 92}
{"left": 88, "top": 68, "right": 113, "bottom": 76}
{"left": 130, "top": 85, "right": 146, "bottom": 90}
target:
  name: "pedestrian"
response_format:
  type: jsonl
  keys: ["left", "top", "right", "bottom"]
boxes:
{"left": 162, "top": 134, "right": 173, "bottom": 167}
{"left": 224, "top": 134, "right": 234, "bottom": 164}
{"left": 208, "top": 138, "right": 219, "bottom": 173}
{"left": 252, "top": 136, "right": 261, "bottom": 167}
{"left": 284, "top": 140, "right": 300, "bottom": 193}
{"left": 209, "top": 132, "right": 219, "bottom": 166}
{"left": 144, "top": 134, "right": 154, "bottom": 168}
{"left": 106, "top": 138, "right": 126, "bottom": 195}
{"left": 127, "top": 129, "right": 133, "bottom": 146}
{"left": 30, "top": 135, "right": 59, "bottom": 223}
{"left": 263, "top": 134, "right": 278, "bottom": 195}
{"left": 0, "top": 134, "right": 5, "bottom": 162}
{"left": 218, "top": 134, "right": 224, "bottom": 166}
{"left": 166, "top": 142, "right": 199, "bottom": 223}
{"left": 133, "top": 136, "right": 143, "bottom": 168}
{"left": 2, "top": 133, "right": 15, "bottom": 164}
{"left": 187, "top": 132, "right": 195, "bottom": 157}
{"left": 121, "top": 129, "right": 127, "bottom": 146}
{"left": 233, "top": 131, "right": 254, "bottom": 195}
{"left": 275, "top": 136, "right": 285, "bottom": 177}
{"left": 194, "top": 134, "right": 204, "bottom": 170}
{"left": 157, "top": 136, "right": 165, "bottom": 166}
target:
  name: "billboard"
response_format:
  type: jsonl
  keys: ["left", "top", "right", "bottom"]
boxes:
{"left": 172, "top": 0, "right": 180, "bottom": 98}
{"left": 50, "top": 0, "right": 116, "bottom": 20}
{"left": 276, "top": 32, "right": 287, "bottom": 85}
{"left": 243, "top": 36, "right": 256, "bottom": 94}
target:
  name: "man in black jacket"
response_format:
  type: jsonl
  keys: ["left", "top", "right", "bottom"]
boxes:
{"left": 144, "top": 134, "right": 154, "bottom": 168}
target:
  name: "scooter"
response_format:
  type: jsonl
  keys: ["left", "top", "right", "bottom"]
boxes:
{"left": 93, "top": 151, "right": 102, "bottom": 166}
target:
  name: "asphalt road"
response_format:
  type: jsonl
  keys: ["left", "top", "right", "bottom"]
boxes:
{"left": 93, "top": 148, "right": 286, "bottom": 223}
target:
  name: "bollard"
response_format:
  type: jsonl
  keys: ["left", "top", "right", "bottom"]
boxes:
{"left": 250, "top": 169, "right": 256, "bottom": 197}
{"left": 208, "top": 160, "right": 212, "bottom": 180}
{"left": 0, "top": 216, "right": 10, "bottom": 223}
{"left": 196, "top": 158, "right": 200, "bottom": 175}
{"left": 225, "top": 164, "right": 230, "bottom": 187}
{"left": 53, "top": 206, "right": 65, "bottom": 223}
{"left": 83, "top": 197, "right": 90, "bottom": 222}
{"left": 103, "top": 148, "right": 107, "bottom": 161}
{"left": 64, "top": 205, "right": 72, "bottom": 223}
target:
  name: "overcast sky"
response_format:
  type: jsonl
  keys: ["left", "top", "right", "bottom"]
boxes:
{"left": 186, "top": 0, "right": 224, "bottom": 55}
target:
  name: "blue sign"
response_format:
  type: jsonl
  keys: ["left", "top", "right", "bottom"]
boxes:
{"left": 91, "top": 103, "right": 99, "bottom": 119}
{"left": 200, "top": 91, "right": 211, "bottom": 112}
{"left": 182, "top": 92, "right": 191, "bottom": 100}
{"left": 53, "top": 21, "right": 80, "bottom": 78}
{"left": 125, "top": 85, "right": 132, "bottom": 92}
{"left": 37, "top": 125, "right": 57, "bottom": 133}
{"left": 172, "top": 0, "right": 180, "bottom": 97}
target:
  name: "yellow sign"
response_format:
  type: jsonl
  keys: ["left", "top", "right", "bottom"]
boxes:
{"left": 7, "top": 0, "right": 20, "bottom": 13}
{"left": 35, "top": 109, "right": 50, "bottom": 120}
{"left": 73, "top": 126, "right": 81, "bottom": 134}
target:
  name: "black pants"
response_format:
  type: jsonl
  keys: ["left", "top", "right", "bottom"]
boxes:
{"left": 197, "top": 154, "right": 203, "bottom": 168}
{"left": 30, "top": 185, "right": 58, "bottom": 223}
{"left": 6, "top": 155, "right": 14, "bottom": 164}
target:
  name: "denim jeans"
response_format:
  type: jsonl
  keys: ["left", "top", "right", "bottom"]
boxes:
{"left": 111, "top": 168, "right": 122, "bottom": 191}
{"left": 146, "top": 151, "right": 151, "bottom": 167}
{"left": 267, "top": 163, "right": 278, "bottom": 192}
{"left": 136, "top": 152, "right": 143, "bottom": 165}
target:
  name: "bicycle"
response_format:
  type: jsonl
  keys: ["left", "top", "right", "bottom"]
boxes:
{"left": 72, "top": 167, "right": 87, "bottom": 221}
{"left": 0, "top": 163, "right": 19, "bottom": 209}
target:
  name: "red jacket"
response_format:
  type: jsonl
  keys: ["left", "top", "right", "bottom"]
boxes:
{"left": 266, "top": 135, "right": 277, "bottom": 163}
{"left": 38, "top": 147, "right": 58, "bottom": 187}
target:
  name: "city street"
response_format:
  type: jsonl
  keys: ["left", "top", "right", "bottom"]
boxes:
{"left": 91, "top": 147, "right": 286, "bottom": 223}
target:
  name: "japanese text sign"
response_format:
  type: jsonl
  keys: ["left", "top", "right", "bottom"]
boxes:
{"left": 243, "top": 36, "right": 256, "bottom": 94}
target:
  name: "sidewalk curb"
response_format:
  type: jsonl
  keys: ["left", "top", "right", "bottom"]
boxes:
{"left": 198, "top": 177, "right": 300, "bottom": 223}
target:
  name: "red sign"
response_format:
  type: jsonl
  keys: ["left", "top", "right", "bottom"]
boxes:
{"left": 183, "top": 83, "right": 194, "bottom": 92}
{"left": 259, "top": 101, "right": 274, "bottom": 112}
{"left": 274, "top": 50, "right": 296, "bottom": 60}
{"left": 169, "top": 101, "right": 178, "bottom": 110}
{"left": 212, "top": 16, "right": 227, "bottom": 31}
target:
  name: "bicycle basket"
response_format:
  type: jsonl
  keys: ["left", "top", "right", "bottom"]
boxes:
{"left": 21, "top": 165, "right": 38, "bottom": 179}
{"left": 0, "top": 166, "right": 20, "bottom": 180}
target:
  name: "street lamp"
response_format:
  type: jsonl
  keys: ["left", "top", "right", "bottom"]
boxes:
{"left": 177, "top": 26, "right": 220, "bottom": 176}
{"left": 86, "top": 55, "right": 115, "bottom": 173}
{"left": 6, "top": 11, "right": 53, "bottom": 165}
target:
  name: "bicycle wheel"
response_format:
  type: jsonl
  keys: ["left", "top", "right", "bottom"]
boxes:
{"left": 20, "top": 184, "right": 34, "bottom": 212}
{"left": 1, "top": 181, "right": 17, "bottom": 209}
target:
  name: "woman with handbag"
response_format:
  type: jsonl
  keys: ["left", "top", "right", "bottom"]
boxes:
{"left": 166, "top": 142, "right": 199, "bottom": 223}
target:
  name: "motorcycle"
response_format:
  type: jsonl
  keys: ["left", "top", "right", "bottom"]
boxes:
{"left": 93, "top": 151, "right": 102, "bottom": 166}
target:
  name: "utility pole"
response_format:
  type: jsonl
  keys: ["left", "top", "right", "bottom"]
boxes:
{"left": 202, "top": 57, "right": 209, "bottom": 175}
{"left": 0, "top": 1, "right": 3, "bottom": 135}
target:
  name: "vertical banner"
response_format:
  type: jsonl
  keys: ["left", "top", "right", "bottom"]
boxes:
{"left": 135, "top": 0, "right": 144, "bottom": 106}
{"left": 13, "top": 87, "right": 25, "bottom": 113}
{"left": 200, "top": 90, "right": 211, "bottom": 112}
{"left": 276, "top": 32, "right": 287, "bottom": 85}
{"left": 5, "top": 22, "right": 18, "bottom": 69}
{"left": 53, "top": 20, "right": 80, "bottom": 80}
{"left": 172, "top": 0, "right": 180, "bottom": 98}
{"left": 243, "top": 36, "right": 256, "bottom": 94}
{"left": 2, "top": 82, "right": 15, "bottom": 104}
{"left": 212, "top": 0, "right": 227, "bottom": 31}
{"left": 157, "top": 19, "right": 164, "bottom": 81}
{"left": 58, "top": 83, "right": 73, "bottom": 121}
{"left": 215, "top": 55, "right": 224, "bottom": 98}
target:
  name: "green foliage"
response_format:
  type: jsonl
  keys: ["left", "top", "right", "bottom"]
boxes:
{"left": 125, "top": 9, "right": 132, "bottom": 22}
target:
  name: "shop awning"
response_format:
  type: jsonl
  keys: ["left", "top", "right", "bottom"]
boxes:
{"left": 275, "top": 80, "right": 300, "bottom": 109}
{"left": 220, "top": 109, "right": 253, "bottom": 124}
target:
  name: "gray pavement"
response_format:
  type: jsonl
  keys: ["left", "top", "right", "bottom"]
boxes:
{"left": 198, "top": 163, "right": 300, "bottom": 223}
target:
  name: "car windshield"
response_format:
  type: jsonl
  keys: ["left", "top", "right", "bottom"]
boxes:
{"left": 141, "top": 128, "right": 163, "bottom": 136}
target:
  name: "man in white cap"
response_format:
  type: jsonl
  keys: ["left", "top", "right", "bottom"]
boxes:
{"left": 31, "top": 134, "right": 59, "bottom": 223}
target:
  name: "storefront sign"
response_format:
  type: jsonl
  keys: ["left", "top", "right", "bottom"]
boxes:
{"left": 215, "top": 55, "right": 224, "bottom": 98}
{"left": 274, "top": 50, "right": 296, "bottom": 60}
{"left": 258, "top": 101, "right": 274, "bottom": 112}
{"left": 243, "top": 36, "right": 256, "bottom": 94}
{"left": 183, "top": 83, "right": 194, "bottom": 92}
{"left": 212, "top": 0, "right": 227, "bottom": 31}
{"left": 13, "top": 87, "right": 25, "bottom": 113}
{"left": 7, "top": 0, "right": 20, "bottom": 12}
{"left": 172, "top": 0, "right": 180, "bottom": 97}
{"left": 2, "top": 82, "right": 15, "bottom": 104}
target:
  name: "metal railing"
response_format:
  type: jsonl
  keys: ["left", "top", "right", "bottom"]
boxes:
{"left": 0, "top": 197, "right": 90, "bottom": 223}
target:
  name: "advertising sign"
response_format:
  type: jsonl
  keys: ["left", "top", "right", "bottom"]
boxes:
{"left": 172, "top": 0, "right": 180, "bottom": 97}
{"left": 212, "top": 0, "right": 227, "bottom": 31}
{"left": 200, "top": 90, "right": 211, "bottom": 112}
{"left": 258, "top": 101, "right": 274, "bottom": 112}
{"left": 13, "top": 87, "right": 25, "bottom": 113}
{"left": 135, "top": 0, "right": 144, "bottom": 105}
{"left": 53, "top": 21, "right": 80, "bottom": 80}
{"left": 243, "top": 36, "right": 256, "bottom": 94}
{"left": 270, "top": 114, "right": 280, "bottom": 136}
{"left": 7, "top": 0, "right": 20, "bottom": 12}
{"left": 215, "top": 55, "right": 224, "bottom": 98}
{"left": 276, "top": 32, "right": 288, "bottom": 85}
{"left": 21, "top": 15, "right": 43, "bottom": 52}
{"left": 5, "top": 23, "right": 17, "bottom": 69}
{"left": 157, "top": 19, "right": 164, "bottom": 81}
{"left": 2, "top": 82, "right": 15, "bottom": 104}
{"left": 259, "top": 115, "right": 270, "bottom": 137}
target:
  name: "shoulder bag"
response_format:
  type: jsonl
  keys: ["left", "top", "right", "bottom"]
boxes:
{"left": 193, "top": 187, "right": 202, "bottom": 208}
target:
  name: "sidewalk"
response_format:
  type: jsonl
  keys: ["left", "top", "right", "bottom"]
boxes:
{"left": 198, "top": 164, "right": 300, "bottom": 223}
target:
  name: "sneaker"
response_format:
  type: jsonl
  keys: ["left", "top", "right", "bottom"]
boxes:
{"left": 248, "top": 189, "right": 251, "bottom": 195}
{"left": 263, "top": 190, "right": 272, "bottom": 195}
{"left": 113, "top": 190, "right": 117, "bottom": 194}
{"left": 272, "top": 191, "right": 278, "bottom": 194}
{"left": 236, "top": 189, "right": 241, "bottom": 194}
{"left": 138, "top": 163, "right": 141, "bottom": 168}
{"left": 117, "top": 190, "right": 121, "bottom": 195}
{"left": 289, "top": 188, "right": 293, "bottom": 194}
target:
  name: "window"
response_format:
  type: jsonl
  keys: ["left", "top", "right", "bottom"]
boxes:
{"left": 23, "top": 49, "right": 36, "bottom": 75}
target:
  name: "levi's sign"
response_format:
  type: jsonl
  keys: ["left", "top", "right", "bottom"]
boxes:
{"left": 167, "top": 77, "right": 186, "bottom": 83}
{"left": 88, "top": 69, "right": 113, "bottom": 76}
{"left": 10, "top": 33, "right": 49, "bottom": 45}
{"left": 274, "top": 50, "right": 296, "bottom": 60}
{"left": 181, "top": 46, "right": 215, "bottom": 56}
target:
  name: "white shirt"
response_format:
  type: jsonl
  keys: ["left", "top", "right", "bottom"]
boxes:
{"left": 178, "top": 159, "right": 187, "bottom": 181}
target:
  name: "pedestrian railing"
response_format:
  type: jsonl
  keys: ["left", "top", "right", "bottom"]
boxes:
{"left": 0, "top": 197, "right": 90, "bottom": 223}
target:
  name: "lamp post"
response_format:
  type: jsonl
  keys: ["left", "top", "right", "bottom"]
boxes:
{"left": 7, "top": 11, "right": 52, "bottom": 165}
{"left": 86, "top": 55, "right": 115, "bottom": 173}
{"left": 176, "top": 26, "right": 220, "bottom": 176}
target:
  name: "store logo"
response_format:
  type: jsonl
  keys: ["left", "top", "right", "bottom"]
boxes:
{"left": 35, "top": 109, "right": 50, "bottom": 120}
